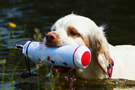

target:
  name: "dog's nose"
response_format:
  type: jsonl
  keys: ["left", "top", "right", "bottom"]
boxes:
{"left": 46, "top": 32, "right": 57, "bottom": 42}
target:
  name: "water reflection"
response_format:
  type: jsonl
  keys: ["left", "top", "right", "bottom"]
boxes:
{"left": 0, "top": 0, "right": 135, "bottom": 89}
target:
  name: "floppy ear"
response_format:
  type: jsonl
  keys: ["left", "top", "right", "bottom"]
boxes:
{"left": 97, "top": 37, "right": 110, "bottom": 73}
{"left": 90, "top": 28, "right": 110, "bottom": 73}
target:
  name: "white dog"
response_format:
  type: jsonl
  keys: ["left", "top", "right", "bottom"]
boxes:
{"left": 44, "top": 14, "right": 135, "bottom": 80}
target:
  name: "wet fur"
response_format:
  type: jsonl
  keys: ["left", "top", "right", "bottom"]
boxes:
{"left": 44, "top": 14, "right": 111, "bottom": 79}
{"left": 44, "top": 14, "right": 135, "bottom": 80}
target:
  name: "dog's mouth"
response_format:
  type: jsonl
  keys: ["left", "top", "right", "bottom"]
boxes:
{"left": 52, "top": 66, "right": 73, "bottom": 75}
{"left": 45, "top": 35, "right": 73, "bottom": 74}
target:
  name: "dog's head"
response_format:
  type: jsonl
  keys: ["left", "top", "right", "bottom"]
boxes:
{"left": 44, "top": 14, "right": 111, "bottom": 79}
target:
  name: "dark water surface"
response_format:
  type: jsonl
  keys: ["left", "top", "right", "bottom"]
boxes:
{"left": 0, "top": 0, "right": 135, "bottom": 89}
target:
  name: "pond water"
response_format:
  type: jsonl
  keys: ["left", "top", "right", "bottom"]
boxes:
{"left": 0, "top": 0, "right": 135, "bottom": 89}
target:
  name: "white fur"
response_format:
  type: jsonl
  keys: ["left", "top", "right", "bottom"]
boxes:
{"left": 110, "top": 44, "right": 135, "bottom": 80}
{"left": 45, "top": 14, "right": 135, "bottom": 80}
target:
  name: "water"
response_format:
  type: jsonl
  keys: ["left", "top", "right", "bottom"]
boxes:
{"left": 0, "top": 0, "right": 135, "bottom": 89}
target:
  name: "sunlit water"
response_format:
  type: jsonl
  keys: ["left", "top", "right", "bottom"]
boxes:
{"left": 0, "top": 0, "right": 135, "bottom": 89}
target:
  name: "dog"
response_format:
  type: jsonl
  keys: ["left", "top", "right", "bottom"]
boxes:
{"left": 44, "top": 14, "right": 135, "bottom": 80}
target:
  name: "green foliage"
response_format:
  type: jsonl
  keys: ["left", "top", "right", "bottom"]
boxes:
{"left": 33, "top": 28, "right": 43, "bottom": 41}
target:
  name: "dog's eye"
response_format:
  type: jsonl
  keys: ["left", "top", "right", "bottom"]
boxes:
{"left": 52, "top": 28, "right": 56, "bottom": 31}
{"left": 67, "top": 26, "right": 81, "bottom": 37}
{"left": 70, "top": 30, "right": 80, "bottom": 36}
{"left": 52, "top": 29, "right": 56, "bottom": 31}
{"left": 70, "top": 31, "right": 77, "bottom": 35}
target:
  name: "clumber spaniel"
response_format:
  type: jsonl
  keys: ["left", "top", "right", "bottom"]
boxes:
{"left": 44, "top": 14, "right": 135, "bottom": 80}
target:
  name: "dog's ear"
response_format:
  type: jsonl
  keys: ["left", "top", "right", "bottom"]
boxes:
{"left": 97, "top": 38, "right": 110, "bottom": 73}
{"left": 90, "top": 28, "right": 110, "bottom": 73}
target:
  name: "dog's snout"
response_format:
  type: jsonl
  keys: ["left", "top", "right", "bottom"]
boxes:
{"left": 46, "top": 32, "right": 57, "bottom": 42}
